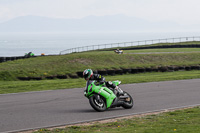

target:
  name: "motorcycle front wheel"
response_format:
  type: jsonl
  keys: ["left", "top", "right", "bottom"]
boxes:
{"left": 121, "top": 91, "right": 134, "bottom": 109}
{"left": 89, "top": 94, "right": 107, "bottom": 112}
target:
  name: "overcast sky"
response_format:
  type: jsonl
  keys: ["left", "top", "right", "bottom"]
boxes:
{"left": 0, "top": 0, "right": 199, "bottom": 25}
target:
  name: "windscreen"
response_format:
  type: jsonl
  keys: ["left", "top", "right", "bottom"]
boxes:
{"left": 85, "top": 80, "right": 94, "bottom": 93}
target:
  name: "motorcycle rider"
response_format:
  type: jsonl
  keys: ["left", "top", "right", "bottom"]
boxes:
{"left": 83, "top": 69, "right": 123, "bottom": 95}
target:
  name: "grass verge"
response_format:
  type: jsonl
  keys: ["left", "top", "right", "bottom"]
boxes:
{"left": 1, "top": 48, "right": 200, "bottom": 81}
{"left": 0, "top": 70, "right": 200, "bottom": 94}
{"left": 34, "top": 106, "right": 200, "bottom": 133}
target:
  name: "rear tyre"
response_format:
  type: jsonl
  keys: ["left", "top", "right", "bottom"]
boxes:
{"left": 89, "top": 94, "right": 107, "bottom": 112}
{"left": 121, "top": 91, "right": 134, "bottom": 109}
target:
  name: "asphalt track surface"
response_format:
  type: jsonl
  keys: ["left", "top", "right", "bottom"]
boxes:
{"left": 0, "top": 79, "right": 200, "bottom": 133}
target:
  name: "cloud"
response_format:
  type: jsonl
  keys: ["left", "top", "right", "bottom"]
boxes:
{"left": 0, "top": 0, "right": 200, "bottom": 25}
{"left": 0, "top": 6, "right": 13, "bottom": 22}
{"left": 87, "top": 0, "right": 200, "bottom": 25}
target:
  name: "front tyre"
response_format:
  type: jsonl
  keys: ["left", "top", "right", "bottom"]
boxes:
{"left": 89, "top": 94, "right": 107, "bottom": 112}
{"left": 122, "top": 91, "right": 134, "bottom": 109}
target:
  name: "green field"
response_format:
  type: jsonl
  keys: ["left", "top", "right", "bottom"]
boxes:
{"left": 1, "top": 48, "right": 200, "bottom": 81}
{"left": 1, "top": 43, "right": 200, "bottom": 94}
{"left": 0, "top": 70, "right": 200, "bottom": 94}
{"left": 34, "top": 106, "right": 200, "bottom": 133}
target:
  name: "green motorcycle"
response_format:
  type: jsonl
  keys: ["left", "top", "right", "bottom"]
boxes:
{"left": 84, "top": 80, "right": 133, "bottom": 112}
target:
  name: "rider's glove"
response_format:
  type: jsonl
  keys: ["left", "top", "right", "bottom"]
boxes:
{"left": 99, "top": 80, "right": 105, "bottom": 85}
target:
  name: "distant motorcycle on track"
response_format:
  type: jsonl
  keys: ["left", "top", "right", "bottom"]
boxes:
{"left": 84, "top": 80, "right": 134, "bottom": 112}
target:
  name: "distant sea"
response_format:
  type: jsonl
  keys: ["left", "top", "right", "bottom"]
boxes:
{"left": 0, "top": 31, "right": 199, "bottom": 57}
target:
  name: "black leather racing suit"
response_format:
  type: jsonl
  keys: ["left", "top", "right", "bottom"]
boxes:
{"left": 89, "top": 74, "right": 116, "bottom": 90}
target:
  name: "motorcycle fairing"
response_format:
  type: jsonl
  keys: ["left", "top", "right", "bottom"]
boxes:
{"left": 86, "top": 81, "right": 116, "bottom": 108}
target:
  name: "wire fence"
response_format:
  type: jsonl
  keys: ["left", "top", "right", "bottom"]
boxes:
{"left": 59, "top": 36, "right": 200, "bottom": 55}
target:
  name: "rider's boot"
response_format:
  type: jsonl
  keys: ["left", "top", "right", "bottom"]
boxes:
{"left": 115, "top": 86, "right": 123, "bottom": 96}
{"left": 106, "top": 81, "right": 123, "bottom": 96}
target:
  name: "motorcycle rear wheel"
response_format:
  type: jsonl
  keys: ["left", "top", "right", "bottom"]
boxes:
{"left": 121, "top": 91, "right": 134, "bottom": 109}
{"left": 89, "top": 94, "right": 107, "bottom": 112}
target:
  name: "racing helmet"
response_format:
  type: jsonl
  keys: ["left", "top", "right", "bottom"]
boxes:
{"left": 83, "top": 69, "right": 93, "bottom": 80}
